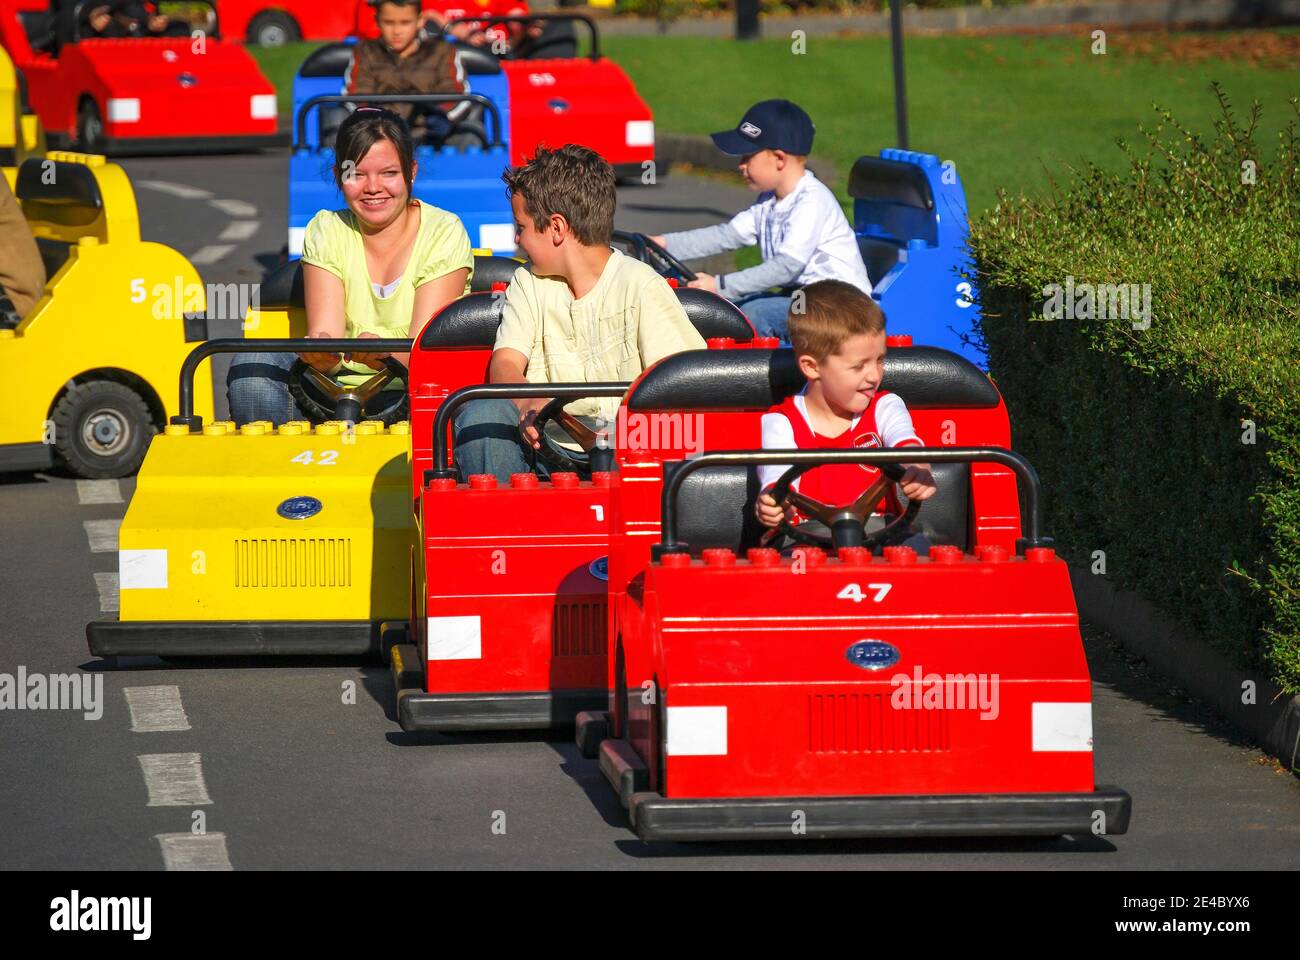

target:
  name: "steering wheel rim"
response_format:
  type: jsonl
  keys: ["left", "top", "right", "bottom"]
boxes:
{"left": 287, "top": 356, "right": 409, "bottom": 426}
{"left": 767, "top": 461, "right": 921, "bottom": 550}
{"left": 525, "top": 396, "right": 612, "bottom": 473}
{"left": 622, "top": 232, "right": 696, "bottom": 284}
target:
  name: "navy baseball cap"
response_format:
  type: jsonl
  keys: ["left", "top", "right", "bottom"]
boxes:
{"left": 711, "top": 100, "right": 815, "bottom": 156}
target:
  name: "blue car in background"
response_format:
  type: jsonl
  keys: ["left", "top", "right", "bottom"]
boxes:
{"left": 288, "top": 39, "right": 516, "bottom": 258}
{"left": 850, "top": 149, "right": 984, "bottom": 368}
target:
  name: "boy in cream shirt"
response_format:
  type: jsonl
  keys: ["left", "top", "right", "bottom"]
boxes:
{"left": 454, "top": 144, "right": 705, "bottom": 482}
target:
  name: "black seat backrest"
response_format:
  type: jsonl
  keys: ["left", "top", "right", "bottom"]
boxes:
{"left": 631, "top": 348, "right": 998, "bottom": 555}
{"left": 417, "top": 287, "right": 756, "bottom": 350}
{"left": 472, "top": 255, "right": 523, "bottom": 290}
{"left": 299, "top": 42, "right": 355, "bottom": 78}
{"left": 452, "top": 41, "right": 502, "bottom": 75}
{"left": 16, "top": 157, "right": 103, "bottom": 211}
{"left": 859, "top": 236, "right": 900, "bottom": 288}
{"left": 36, "top": 237, "right": 71, "bottom": 279}
{"left": 848, "top": 157, "right": 934, "bottom": 210}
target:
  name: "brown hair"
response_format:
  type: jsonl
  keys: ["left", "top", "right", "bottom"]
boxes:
{"left": 333, "top": 108, "right": 415, "bottom": 193}
{"left": 502, "top": 144, "right": 616, "bottom": 246}
{"left": 788, "top": 279, "right": 886, "bottom": 361}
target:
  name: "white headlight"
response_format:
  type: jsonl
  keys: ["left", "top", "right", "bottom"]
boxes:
{"left": 625, "top": 120, "right": 655, "bottom": 148}
{"left": 250, "top": 94, "right": 277, "bottom": 120}
{"left": 107, "top": 98, "right": 140, "bottom": 123}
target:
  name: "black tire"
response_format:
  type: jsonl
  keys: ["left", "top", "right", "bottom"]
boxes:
{"left": 247, "top": 11, "right": 300, "bottom": 47}
{"left": 52, "top": 380, "right": 155, "bottom": 479}
{"left": 75, "top": 98, "right": 104, "bottom": 153}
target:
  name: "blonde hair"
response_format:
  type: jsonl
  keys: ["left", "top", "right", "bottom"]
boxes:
{"left": 788, "top": 280, "right": 886, "bottom": 361}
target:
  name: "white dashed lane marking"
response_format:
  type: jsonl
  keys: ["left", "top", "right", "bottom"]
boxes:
{"left": 76, "top": 479, "right": 123, "bottom": 505}
{"left": 155, "top": 833, "right": 232, "bottom": 871}
{"left": 93, "top": 572, "right": 119, "bottom": 613}
{"left": 190, "top": 245, "right": 237, "bottom": 266}
{"left": 218, "top": 220, "right": 259, "bottom": 242}
{"left": 137, "top": 180, "right": 213, "bottom": 200}
{"left": 208, "top": 198, "right": 258, "bottom": 218}
{"left": 138, "top": 753, "right": 213, "bottom": 807}
{"left": 124, "top": 686, "right": 192, "bottom": 733}
{"left": 82, "top": 518, "right": 121, "bottom": 554}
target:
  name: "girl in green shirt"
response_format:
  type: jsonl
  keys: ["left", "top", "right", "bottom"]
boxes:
{"left": 227, "top": 108, "right": 473, "bottom": 424}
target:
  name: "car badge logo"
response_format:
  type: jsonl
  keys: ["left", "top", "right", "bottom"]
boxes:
{"left": 588, "top": 556, "right": 608, "bottom": 581}
{"left": 277, "top": 496, "right": 323, "bottom": 520}
{"left": 846, "top": 639, "right": 900, "bottom": 671}
{"left": 162, "top": 49, "right": 178, "bottom": 62}
{"left": 740, "top": 121, "right": 762, "bottom": 138}
{"left": 177, "top": 72, "right": 197, "bottom": 88}
{"left": 548, "top": 98, "right": 570, "bottom": 114}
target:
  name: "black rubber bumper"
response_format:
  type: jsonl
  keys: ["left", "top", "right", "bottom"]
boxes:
{"left": 99, "top": 133, "right": 286, "bottom": 155}
{"left": 390, "top": 642, "right": 605, "bottom": 732}
{"left": 87, "top": 617, "right": 391, "bottom": 656}
{"left": 599, "top": 739, "right": 1132, "bottom": 842}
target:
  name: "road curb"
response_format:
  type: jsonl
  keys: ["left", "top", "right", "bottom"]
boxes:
{"left": 1070, "top": 566, "right": 1300, "bottom": 773}
{"left": 658, "top": 132, "right": 840, "bottom": 185}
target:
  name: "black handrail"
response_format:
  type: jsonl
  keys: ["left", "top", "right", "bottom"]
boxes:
{"left": 294, "top": 93, "right": 504, "bottom": 149}
{"left": 172, "top": 337, "right": 410, "bottom": 429}
{"left": 442, "top": 13, "right": 599, "bottom": 61}
{"left": 428, "top": 381, "right": 629, "bottom": 481}
{"left": 655, "top": 447, "right": 1048, "bottom": 554}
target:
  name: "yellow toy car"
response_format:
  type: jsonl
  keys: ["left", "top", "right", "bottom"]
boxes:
{"left": 0, "top": 43, "right": 44, "bottom": 175}
{"left": 2, "top": 150, "right": 218, "bottom": 477}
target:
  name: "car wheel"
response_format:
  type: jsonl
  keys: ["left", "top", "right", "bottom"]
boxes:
{"left": 248, "top": 11, "right": 300, "bottom": 47}
{"left": 52, "top": 380, "right": 155, "bottom": 479}
{"left": 75, "top": 99, "right": 104, "bottom": 153}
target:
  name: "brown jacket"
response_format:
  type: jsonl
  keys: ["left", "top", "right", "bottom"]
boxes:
{"left": 0, "top": 175, "right": 45, "bottom": 321}
{"left": 346, "top": 38, "right": 466, "bottom": 130}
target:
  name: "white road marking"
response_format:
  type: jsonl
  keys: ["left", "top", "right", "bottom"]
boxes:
{"left": 83, "top": 518, "right": 121, "bottom": 553}
{"left": 208, "top": 198, "right": 258, "bottom": 218}
{"left": 93, "top": 572, "right": 119, "bottom": 613}
{"left": 156, "top": 833, "right": 232, "bottom": 871}
{"left": 76, "top": 479, "right": 123, "bottom": 504}
{"left": 189, "top": 245, "right": 236, "bottom": 266}
{"left": 138, "top": 753, "right": 213, "bottom": 806}
{"left": 125, "top": 686, "right": 191, "bottom": 733}
{"left": 137, "top": 180, "right": 213, "bottom": 200}
{"left": 218, "top": 220, "right": 259, "bottom": 242}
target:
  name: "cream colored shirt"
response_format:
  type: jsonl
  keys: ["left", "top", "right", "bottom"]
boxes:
{"left": 494, "top": 249, "right": 706, "bottom": 423}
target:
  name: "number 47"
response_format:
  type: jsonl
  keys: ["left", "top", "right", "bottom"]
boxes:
{"left": 837, "top": 583, "right": 892, "bottom": 603}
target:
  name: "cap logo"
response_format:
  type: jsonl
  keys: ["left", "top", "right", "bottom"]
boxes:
{"left": 739, "top": 121, "right": 762, "bottom": 139}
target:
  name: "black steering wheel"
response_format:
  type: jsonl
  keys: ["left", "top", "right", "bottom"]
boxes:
{"left": 617, "top": 232, "right": 697, "bottom": 284}
{"left": 768, "top": 461, "right": 921, "bottom": 550}
{"left": 287, "top": 357, "right": 409, "bottom": 425}
{"left": 525, "top": 397, "right": 615, "bottom": 474}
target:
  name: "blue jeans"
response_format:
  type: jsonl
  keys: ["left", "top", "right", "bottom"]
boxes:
{"left": 226, "top": 352, "right": 305, "bottom": 426}
{"left": 453, "top": 398, "right": 551, "bottom": 484}
{"left": 735, "top": 293, "right": 793, "bottom": 342}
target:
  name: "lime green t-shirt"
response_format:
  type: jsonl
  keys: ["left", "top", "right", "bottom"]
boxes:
{"left": 300, "top": 199, "right": 474, "bottom": 380}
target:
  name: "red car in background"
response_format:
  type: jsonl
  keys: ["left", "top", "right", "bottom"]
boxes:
{"left": 220, "top": 0, "right": 529, "bottom": 47}
{"left": 0, "top": 0, "right": 279, "bottom": 151}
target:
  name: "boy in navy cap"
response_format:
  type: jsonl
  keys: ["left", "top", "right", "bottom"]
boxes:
{"left": 650, "top": 99, "right": 871, "bottom": 342}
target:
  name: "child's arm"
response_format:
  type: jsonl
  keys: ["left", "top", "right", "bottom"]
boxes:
{"left": 877, "top": 394, "right": 937, "bottom": 501}
{"left": 656, "top": 205, "right": 758, "bottom": 262}
{"left": 754, "top": 412, "right": 797, "bottom": 528}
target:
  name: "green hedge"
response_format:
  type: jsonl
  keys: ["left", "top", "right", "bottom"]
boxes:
{"left": 614, "top": 0, "right": 1033, "bottom": 17}
{"left": 968, "top": 87, "right": 1300, "bottom": 692}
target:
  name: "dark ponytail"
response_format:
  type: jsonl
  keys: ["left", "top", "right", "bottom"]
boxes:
{"left": 333, "top": 107, "right": 415, "bottom": 191}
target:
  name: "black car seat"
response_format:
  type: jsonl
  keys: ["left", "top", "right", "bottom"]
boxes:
{"left": 625, "top": 347, "right": 1001, "bottom": 554}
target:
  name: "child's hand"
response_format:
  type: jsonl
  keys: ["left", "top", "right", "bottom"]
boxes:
{"left": 755, "top": 492, "right": 788, "bottom": 529}
{"left": 687, "top": 273, "right": 718, "bottom": 294}
{"left": 515, "top": 397, "right": 551, "bottom": 449}
{"left": 647, "top": 234, "right": 667, "bottom": 247}
{"left": 345, "top": 330, "right": 388, "bottom": 371}
{"left": 900, "top": 464, "right": 937, "bottom": 501}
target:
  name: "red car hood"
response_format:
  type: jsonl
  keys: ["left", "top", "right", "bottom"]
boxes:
{"left": 77, "top": 38, "right": 274, "bottom": 95}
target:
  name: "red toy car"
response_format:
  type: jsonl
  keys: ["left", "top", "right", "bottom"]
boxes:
{"left": 1, "top": 0, "right": 278, "bottom": 151}
{"left": 388, "top": 288, "right": 756, "bottom": 730}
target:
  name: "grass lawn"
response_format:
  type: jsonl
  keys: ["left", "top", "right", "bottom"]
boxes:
{"left": 252, "top": 29, "right": 1299, "bottom": 213}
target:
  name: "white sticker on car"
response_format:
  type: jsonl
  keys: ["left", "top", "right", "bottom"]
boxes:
{"left": 120, "top": 549, "right": 168, "bottom": 590}
{"left": 426, "top": 615, "right": 482, "bottom": 661}
{"left": 666, "top": 705, "right": 727, "bottom": 756}
{"left": 1032, "top": 702, "right": 1093, "bottom": 752}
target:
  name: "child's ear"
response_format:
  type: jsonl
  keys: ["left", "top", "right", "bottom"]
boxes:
{"left": 797, "top": 353, "right": 821, "bottom": 381}
{"left": 549, "top": 213, "right": 568, "bottom": 245}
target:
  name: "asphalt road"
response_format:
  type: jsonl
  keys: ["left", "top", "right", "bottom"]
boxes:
{"left": 2, "top": 149, "right": 1298, "bottom": 869}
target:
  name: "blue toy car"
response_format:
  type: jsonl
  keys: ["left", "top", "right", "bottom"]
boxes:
{"left": 288, "top": 40, "right": 516, "bottom": 258}
{"left": 851, "top": 149, "right": 983, "bottom": 368}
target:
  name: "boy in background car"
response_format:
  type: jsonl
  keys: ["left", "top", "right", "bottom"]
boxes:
{"left": 348, "top": 0, "right": 468, "bottom": 146}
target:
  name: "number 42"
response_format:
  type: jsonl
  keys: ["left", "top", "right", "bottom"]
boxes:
{"left": 837, "top": 583, "right": 892, "bottom": 603}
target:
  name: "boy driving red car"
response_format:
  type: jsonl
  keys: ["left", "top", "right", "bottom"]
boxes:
{"left": 755, "top": 279, "right": 937, "bottom": 551}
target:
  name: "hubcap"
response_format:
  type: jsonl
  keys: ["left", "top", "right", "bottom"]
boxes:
{"left": 260, "top": 25, "right": 286, "bottom": 46}
{"left": 82, "top": 408, "right": 129, "bottom": 456}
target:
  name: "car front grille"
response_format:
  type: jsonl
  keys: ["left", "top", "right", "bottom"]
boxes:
{"left": 233, "top": 538, "right": 352, "bottom": 588}
{"left": 808, "top": 693, "right": 952, "bottom": 753}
